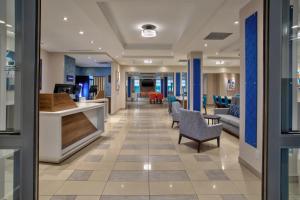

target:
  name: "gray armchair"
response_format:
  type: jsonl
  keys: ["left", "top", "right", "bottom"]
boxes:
{"left": 171, "top": 101, "right": 181, "bottom": 128}
{"left": 178, "top": 109, "right": 222, "bottom": 153}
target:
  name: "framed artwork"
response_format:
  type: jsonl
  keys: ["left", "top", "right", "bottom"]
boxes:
{"left": 227, "top": 79, "right": 236, "bottom": 91}
{"left": 115, "top": 70, "right": 120, "bottom": 91}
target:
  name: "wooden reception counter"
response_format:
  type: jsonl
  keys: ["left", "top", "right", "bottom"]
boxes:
{"left": 39, "top": 94, "right": 105, "bottom": 163}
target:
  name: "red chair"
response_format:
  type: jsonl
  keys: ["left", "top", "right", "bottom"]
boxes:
{"left": 149, "top": 92, "right": 157, "bottom": 104}
{"left": 156, "top": 93, "right": 163, "bottom": 104}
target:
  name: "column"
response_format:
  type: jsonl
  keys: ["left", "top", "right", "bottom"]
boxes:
{"left": 164, "top": 77, "right": 168, "bottom": 97}
{"left": 127, "top": 77, "right": 131, "bottom": 98}
{"left": 187, "top": 51, "right": 203, "bottom": 111}
{"left": 160, "top": 78, "right": 164, "bottom": 95}
{"left": 175, "top": 72, "right": 181, "bottom": 97}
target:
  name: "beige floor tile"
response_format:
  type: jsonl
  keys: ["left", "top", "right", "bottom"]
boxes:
{"left": 39, "top": 181, "right": 65, "bottom": 195}
{"left": 150, "top": 181, "right": 195, "bottom": 195}
{"left": 245, "top": 194, "right": 262, "bottom": 200}
{"left": 113, "top": 162, "right": 148, "bottom": 171}
{"left": 149, "top": 149, "right": 178, "bottom": 155}
{"left": 56, "top": 181, "right": 106, "bottom": 195}
{"left": 233, "top": 181, "right": 262, "bottom": 195}
{"left": 103, "top": 182, "right": 149, "bottom": 195}
{"left": 224, "top": 169, "right": 260, "bottom": 181}
{"left": 89, "top": 170, "right": 111, "bottom": 181}
{"left": 192, "top": 181, "right": 240, "bottom": 195}
{"left": 150, "top": 162, "right": 185, "bottom": 170}
{"left": 186, "top": 169, "right": 209, "bottom": 181}
{"left": 197, "top": 195, "right": 223, "bottom": 200}
{"left": 39, "top": 196, "right": 52, "bottom": 200}
{"left": 76, "top": 196, "right": 101, "bottom": 200}
{"left": 75, "top": 162, "right": 115, "bottom": 171}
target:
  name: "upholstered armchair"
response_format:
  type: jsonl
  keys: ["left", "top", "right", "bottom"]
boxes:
{"left": 171, "top": 101, "right": 181, "bottom": 128}
{"left": 178, "top": 109, "right": 222, "bottom": 153}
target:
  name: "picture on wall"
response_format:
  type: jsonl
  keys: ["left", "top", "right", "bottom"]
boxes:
{"left": 115, "top": 70, "right": 120, "bottom": 91}
{"left": 227, "top": 79, "right": 236, "bottom": 91}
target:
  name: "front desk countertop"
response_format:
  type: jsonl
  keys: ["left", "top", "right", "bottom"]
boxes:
{"left": 39, "top": 103, "right": 105, "bottom": 163}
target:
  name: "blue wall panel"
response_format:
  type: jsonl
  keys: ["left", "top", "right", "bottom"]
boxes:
{"left": 193, "top": 58, "right": 201, "bottom": 111}
{"left": 164, "top": 77, "right": 168, "bottom": 97}
{"left": 161, "top": 79, "right": 164, "bottom": 94}
{"left": 245, "top": 12, "right": 258, "bottom": 148}
{"left": 188, "top": 61, "right": 190, "bottom": 110}
{"left": 76, "top": 67, "right": 112, "bottom": 97}
{"left": 128, "top": 77, "right": 131, "bottom": 98}
{"left": 64, "top": 55, "right": 76, "bottom": 84}
{"left": 176, "top": 72, "right": 181, "bottom": 96}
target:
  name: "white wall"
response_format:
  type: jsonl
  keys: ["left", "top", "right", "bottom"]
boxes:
{"left": 239, "top": 0, "right": 264, "bottom": 176}
{"left": 40, "top": 49, "right": 64, "bottom": 93}
{"left": 111, "top": 62, "right": 126, "bottom": 114}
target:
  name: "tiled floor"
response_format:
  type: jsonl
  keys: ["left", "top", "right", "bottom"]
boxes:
{"left": 39, "top": 102, "right": 262, "bottom": 200}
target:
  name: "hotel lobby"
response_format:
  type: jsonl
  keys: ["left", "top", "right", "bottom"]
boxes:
{"left": 1, "top": 0, "right": 300, "bottom": 199}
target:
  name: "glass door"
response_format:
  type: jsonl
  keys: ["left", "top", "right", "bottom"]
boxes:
{"left": 0, "top": 0, "right": 40, "bottom": 199}
{"left": 265, "top": 0, "right": 300, "bottom": 199}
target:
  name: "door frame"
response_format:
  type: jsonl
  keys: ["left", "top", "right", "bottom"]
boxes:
{"left": 0, "top": 0, "right": 40, "bottom": 199}
{"left": 263, "top": 0, "right": 300, "bottom": 199}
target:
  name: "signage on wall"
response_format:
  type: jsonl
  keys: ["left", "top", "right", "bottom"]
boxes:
{"left": 66, "top": 75, "right": 74, "bottom": 82}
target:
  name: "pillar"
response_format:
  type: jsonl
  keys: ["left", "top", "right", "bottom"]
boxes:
{"left": 175, "top": 72, "right": 181, "bottom": 97}
{"left": 160, "top": 79, "right": 164, "bottom": 95}
{"left": 187, "top": 51, "right": 203, "bottom": 111}
{"left": 127, "top": 77, "right": 131, "bottom": 98}
{"left": 164, "top": 77, "right": 168, "bottom": 97}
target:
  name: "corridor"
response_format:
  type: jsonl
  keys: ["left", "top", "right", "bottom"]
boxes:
{"left": 39, "top": 103, "right": 261, "bottom": 200}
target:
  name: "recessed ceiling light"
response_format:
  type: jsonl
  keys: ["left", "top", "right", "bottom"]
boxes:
{"left": 0, "top": 20, "right": 5, "bottom": 24}
{"left": 292, "top": 25, "right": 300, "bottom": 29}
{"left": 234, "top": 21, "right": 239, "bottom": 25}
{"left": 144, "top": 59, "right": 152, "bottom": 64}
{"left": 141, "top": 24, "right": 157, "bottom": 38}
{"left": 116, "top": 56, "right": 119, "bottom": 58}
{"left": 90, "top": 40, "right": 94, "bottom": 44}
{"left": 98, "top": 47, "right": 102, "bottom": 50}
{"left": 216, "top": 60, "right": 225, "bottom": 65}
{"left": 216, "top": 52, "right": 219, "bottom": 55}
{"left": 204, "top": 43, "right": 208, "bottom": 47}
{"left": 79, "top": 31, "right": 84, "bottom": 35}
{"left": 6, "top": 24, "right": 12, "bottom": 28}
{"left": 63, "top": 17, "right": 68, "bottom": 22}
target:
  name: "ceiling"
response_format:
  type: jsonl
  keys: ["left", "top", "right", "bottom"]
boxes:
{"left": 41, "top": 0, "right": 249, "bottom": 68}
{"left": 67, "top": 53, "right": 112, "bottom": 67}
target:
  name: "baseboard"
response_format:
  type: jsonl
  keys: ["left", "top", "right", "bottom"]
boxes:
{"left": 238, "top": 156, "right": 262, "bottom": 179}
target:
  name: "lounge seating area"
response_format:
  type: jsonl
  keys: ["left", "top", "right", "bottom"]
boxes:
{"left": 148, "top": 92, "right": 164, "bottom": 104}
{"left": 214, "top": 96, "right": 240, "bottom": 137}
{"left": 170, "top": 101, "right": 223, "bottom": 153}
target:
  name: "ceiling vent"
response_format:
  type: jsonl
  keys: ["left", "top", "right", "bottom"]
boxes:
{"left": 204, "top": 32, "right": 232, "bottom": 40}
{"left": 178, "top": 59, "right": 188, "bottom": 63}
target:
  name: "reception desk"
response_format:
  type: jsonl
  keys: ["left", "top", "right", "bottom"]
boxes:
{"left": 39, "top": 99, "right": 105, "bottom": 163}
{"left": 83, "top": 98, "right": 109, "bottom": 120}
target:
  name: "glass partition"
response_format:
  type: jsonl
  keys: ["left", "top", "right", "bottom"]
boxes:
{"left": 0, "top": 0, "right": 19, "bottom": 134}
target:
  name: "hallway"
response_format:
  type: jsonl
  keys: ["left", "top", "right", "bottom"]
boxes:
{"left": 39, "top": 103, "right": 261, "bottom": 200}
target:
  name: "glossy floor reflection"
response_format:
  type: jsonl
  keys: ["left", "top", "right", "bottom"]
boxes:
{"left": 39, "top": 102, "right": 262, "bottom": 200}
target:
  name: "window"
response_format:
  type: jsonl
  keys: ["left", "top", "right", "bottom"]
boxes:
{"left": 134, "top": 80, "right": 140, "bottom": 93}
{"left": 155, "top": 79, "right": 161, "bottom": 92}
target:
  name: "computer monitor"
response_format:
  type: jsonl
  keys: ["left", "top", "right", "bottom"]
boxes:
{"left": 53, "top": 84, "right": 74, "bottom": 94}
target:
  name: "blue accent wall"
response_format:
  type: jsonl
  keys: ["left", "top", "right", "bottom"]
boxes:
{"left": 161, "top": 79, "right": 164, "bottom": 94}
{"left": 188, "top": 61, "right": 190, "bottom": 110}
{"left": 176, "top": 72, "right": 181, "bottom": 97}
{"left": 64, "top": 55, "right": 76, "bottom": 84}
{"left": 76, "top": 67, "right": 112, "bottom": 97}
{"left": 245, "top": 12, "right": 258, "bottom": 148}
{"left": 128, "top": 77, "right": 131, "bottom": 98}
{"left": 193, "top": 58, "right": 201, "bottom": 111}
{"left": 164, "top": 77, "right": 168, "bottom": 97}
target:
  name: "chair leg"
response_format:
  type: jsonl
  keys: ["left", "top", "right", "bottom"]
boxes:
{"left": 217, "top": 137, "right": 220, "bottom": 147}
{"left": 198, "top": 142, "right": 201, "bottom": 153}
{"left": 172, "top": 121, "right": 175, "bottom": 128}
{"left": 178, "top": 134, "right": 182, "bottom": 144}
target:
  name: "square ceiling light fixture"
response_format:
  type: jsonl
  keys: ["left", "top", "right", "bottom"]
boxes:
{"left": 141, "top": 24, "right": 157, "bottom": 38}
